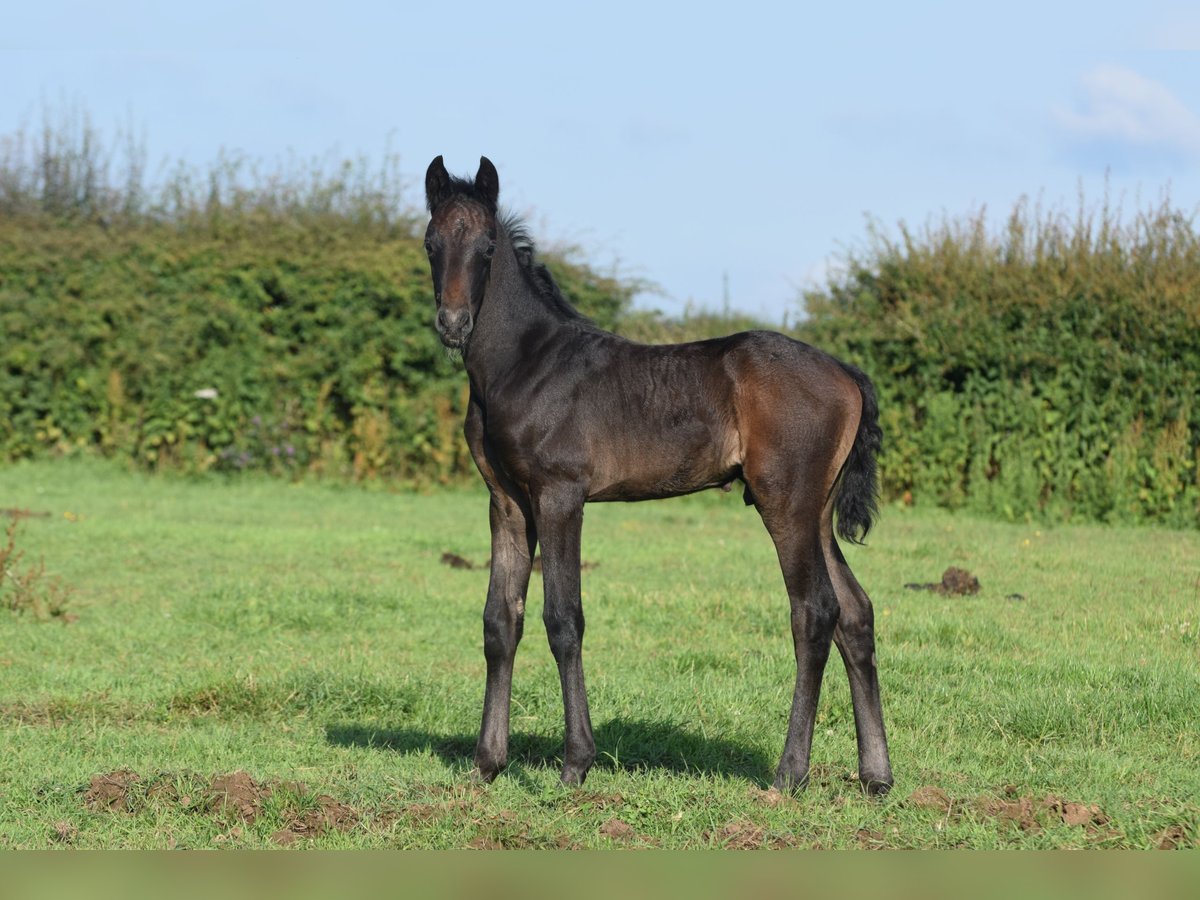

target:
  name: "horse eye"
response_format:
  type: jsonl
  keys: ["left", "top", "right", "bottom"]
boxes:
{"left": 424, "top": 241, "right": 434, "bottom": 255}
{"left": 483, "top": 242, "right": 495, "bottom": 259}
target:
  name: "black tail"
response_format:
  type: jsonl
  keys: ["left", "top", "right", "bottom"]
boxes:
{"left": 834, "top": 362, "right": 882, "bottom": 545}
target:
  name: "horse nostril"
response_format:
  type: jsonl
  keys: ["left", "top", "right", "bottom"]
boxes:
{"left": 438, "top": 307, "right": 470, "bottom": 333}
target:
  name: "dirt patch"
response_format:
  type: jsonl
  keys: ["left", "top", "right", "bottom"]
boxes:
{"left": 1154, "top": 824, "right": 1191, "bottom": 850}
{"left": 905, "top": 566, "right": 981, "bottom": 596}
{"left": 906, "top": 785, "right": 953, "bottom": 813}
{"left": 976, "top": 792, "right": 1112, "bottom": 836}
{"left": 390, "top": 802, "right": 444, "bottom": 825}
{"left": 599, "top": 818, "right": 636, "bottom": 841}
{"left": 50, "top": 821, "right": 77, "bottom": 844}
{"left": 80, "top": 768, "right": 364, "bottom": 845}
{"left": 1044, "top": 796, "right": 1109, "bottom": 829}
{"left": 466, "top": 810, "right": 541, "bottom": 849}
{"left": 596, "top": 817, "right": 662, "bottom": 847}
{"left": 440, "top": 552, "right": 476, "bottom": 570}
{"left": 703, "top": 820, "right": 798, "bottom": 850}
{"left": 978, "top": 795, "right": 1042, "bottom": 832}
{"left": 855, "top": 827, "right": 887, "bottom": 849}
{"left": 441, "top": 552, "right": 599, "bottom": 573}
{"left": 467, "top": 836, "right": 507, "bottom": 849}
{"left": 748, "top": 786, "right": 787, "bottom": 808}
{"left": 83, "top": 770, "right": 142, "bottom": 813}
{"left": 209, "top": 771, "right": 269, "bottom": 823}
{"left": 272, "top": 795, "right": 359, "bottom": 846}
{"left": 1, "top": 508, "right": 51, "bottom": 520}
{"left": 898, "top": 785, "right": 1116, "bottom": 842}
{"left": 708, "top": 821, "right": 765, "bottom": 849}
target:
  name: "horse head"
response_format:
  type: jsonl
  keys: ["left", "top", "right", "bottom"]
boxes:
{"left": 423, "top": 155, "right": 500, "bottom": 349}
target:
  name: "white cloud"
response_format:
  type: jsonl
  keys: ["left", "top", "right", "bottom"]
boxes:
{"left": 1055, "top": 65, "right": 1200, "bottom": 159}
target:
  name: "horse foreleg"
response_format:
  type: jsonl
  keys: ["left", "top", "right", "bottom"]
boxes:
{"left": 532, "top": 483, "right": 595, "bottom": 785}
{"left": 474, "top": 492, "right": 536, "bottom": 781}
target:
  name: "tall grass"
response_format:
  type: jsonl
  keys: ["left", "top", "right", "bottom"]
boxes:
{"left": 0, "top": 101, "right": 418, "bottom": 236}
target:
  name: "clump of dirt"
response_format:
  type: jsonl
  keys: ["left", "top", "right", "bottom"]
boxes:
{"left": 976, "top": 791, "right": 1112, "bottom": 836}
{"left": 599, "top": 818, "right": 636, "bottom": 841}
{"left": 440, "top": 552, "right": 599, "bottom": 573}
{"left": 748, "top": 786, "right": 787, "bottom": 808}
{"left": 79, "top": 768, "right": 361, "bottom": 846}
{"left": 467, "top": 836, "right": 507, "bottom": 849}
{"left": 83, "top": 770, "right": 142, "bottom": 813}
{"left": 703, "top": 820, "right": 797, "bottom": 850}
{"left": 906, "top": 785, "right": 953, "bottom": 813}
{"left": 208, "top": 771, "right": 269, "bottom": 822}
{"left": 1, "top": 508, "right": 51, "bottom": 520}
{"left": 1044, "top": 796, "right": 1110, "bottom": 829}
{"left": 272, "top": 795, "right": 359, "bottom": 846}
{"left": 440, "top": 552, "right": 476, "bottom": 570}
{"left": 466, "top": 809, "right": 543, "bottom": 849}
{"left": 855, "top": 828, "right": 887, "bottom": 849}
{"left": 978, "top": 795, "right": 1041, "bottom": 832}
{"left": 900, "top": 784, "right": 1117, "bottom": 843}
{"left": 597, "top": 817, "right": 662, "bottom": 847}
{"left": 905, "top": 566, "right": 981, "bottom": 596}
{"left": 1154, "top": 824, "right": 1191, "bottom": 850}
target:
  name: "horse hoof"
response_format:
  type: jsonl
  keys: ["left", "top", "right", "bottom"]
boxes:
{"left": 772, "top": 770, "right": 810, "bottom": 795}
{"left": 469, "top": 765, "right": 500, "bottom": 784}
{"left": 859, "top": 773, "right": 893, "bottom": 797}
{"left": 559, "top": 765, "right": 590, "bottom": 787}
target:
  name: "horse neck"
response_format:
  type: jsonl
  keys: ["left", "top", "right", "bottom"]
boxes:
{"left": 464, "top": 229, "right": 570, "bottom": 393}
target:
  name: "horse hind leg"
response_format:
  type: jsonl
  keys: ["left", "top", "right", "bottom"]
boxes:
{"left": 826, "top": 533, "right": 894, "bottom": 795}
{"left": 745, "top": 470, "right": 841, "bottom": 793}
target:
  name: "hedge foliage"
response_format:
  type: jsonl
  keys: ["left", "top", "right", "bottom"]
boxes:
{"left": 0, "top": 215, "right": 632, "bottom": 483}
{"left": 2, "top": 110, "right": 1197, "bottom": 524}
{"left": 799, "top": 199, "right": 1200, "bottom": 527}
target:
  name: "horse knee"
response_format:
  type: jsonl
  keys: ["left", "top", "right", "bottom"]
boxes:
{"left": 483, "top": 601, "right": 522, "bottom": 662}
{"left": 543, "top": 604, "right": 584, "bottom": 661}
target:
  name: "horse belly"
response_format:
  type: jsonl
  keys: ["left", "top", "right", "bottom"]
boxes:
{"left": 584, "top": 417, "right": 741, "bottom": 502}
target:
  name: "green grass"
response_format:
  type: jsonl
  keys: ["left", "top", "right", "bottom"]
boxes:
{"left": 1, "top": 459, "right": 1197, "bottom": 849}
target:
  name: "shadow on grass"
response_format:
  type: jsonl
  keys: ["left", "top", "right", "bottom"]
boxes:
{"left": 325, "top": 718, "right": 774, "bottom": 783}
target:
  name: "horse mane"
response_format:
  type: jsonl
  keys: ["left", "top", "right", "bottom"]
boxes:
{"left": 498, "top": 210, "right": 599, "bottom": 330}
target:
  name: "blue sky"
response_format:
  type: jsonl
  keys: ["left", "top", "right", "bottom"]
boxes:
{"left": 4, "top": 1, "right": 1200, "bottom": 321}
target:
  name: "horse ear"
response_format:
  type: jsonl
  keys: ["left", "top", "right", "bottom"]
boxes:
{"left": 425, "top": 155, "right": 452, "bottom": 211}
{"left": 475, "top": 157, "right": 499, "bottom": 211}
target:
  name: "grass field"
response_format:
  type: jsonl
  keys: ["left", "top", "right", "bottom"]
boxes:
{"left": 1, "top": 459, "right": 1197, "bottom": 849}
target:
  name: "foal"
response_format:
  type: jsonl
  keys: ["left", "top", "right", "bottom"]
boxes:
{"left": 423, "top": 156, "right": 892, "bottom": 795}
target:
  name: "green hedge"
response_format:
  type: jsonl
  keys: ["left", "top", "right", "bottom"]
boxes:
{"left": 3, "top": 168, "right": 1198, "bottom": 528}
{"left": 0, "top": 216, "right": 631, "bottom": 483}
{"left": 798, "top": 201, "right": 1200, "bottom": 527}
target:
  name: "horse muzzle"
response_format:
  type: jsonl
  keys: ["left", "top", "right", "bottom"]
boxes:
{"left": 436, "top": 306, "right": 473, "bottom": 349}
